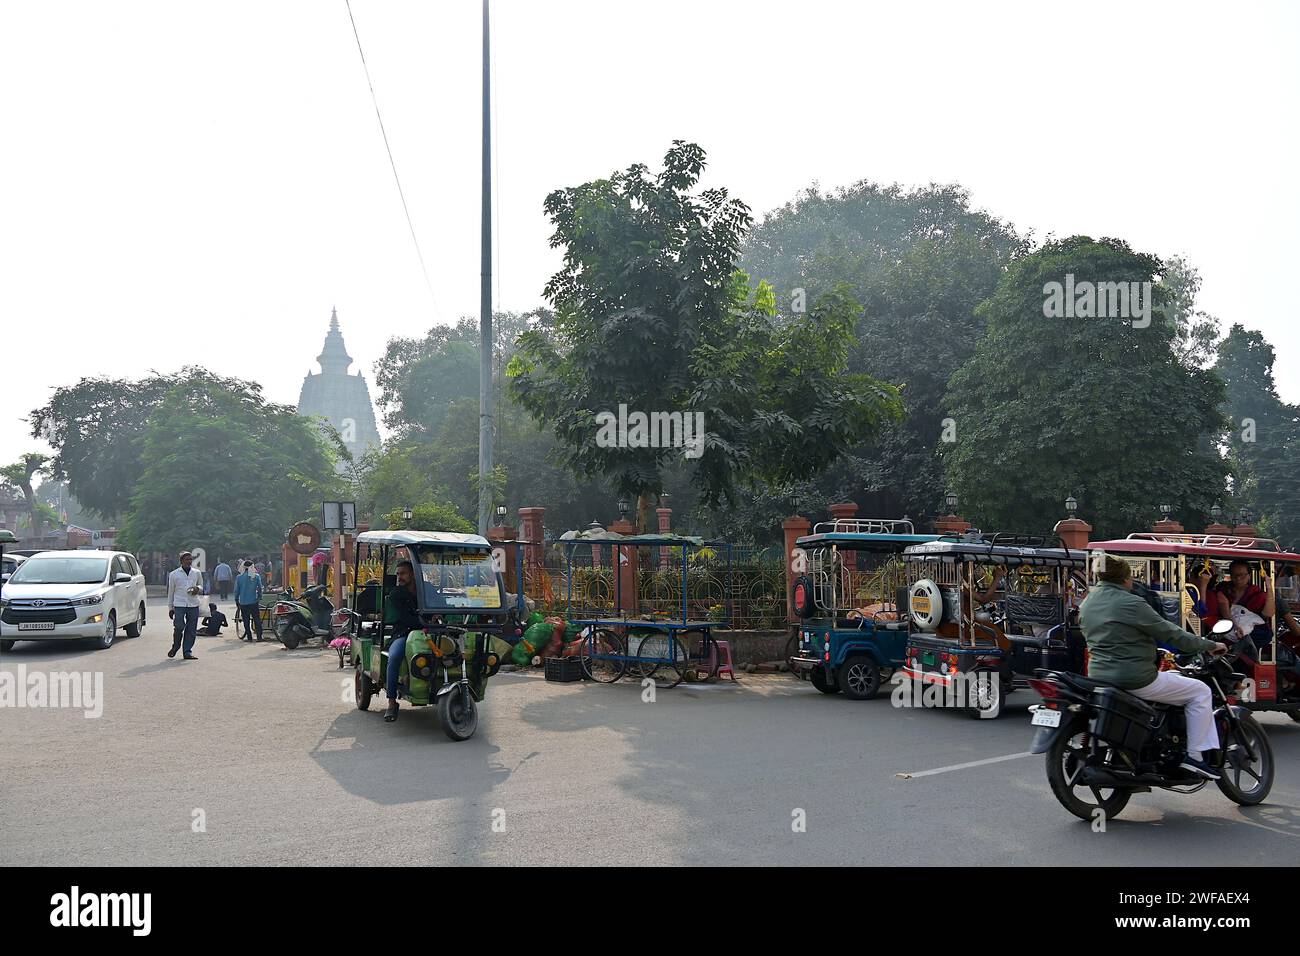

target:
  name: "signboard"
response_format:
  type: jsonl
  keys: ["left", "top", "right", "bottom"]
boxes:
{"left": 289, "top": 522, "right": 322, "bottom": 556}
{"left": 322, "top": 501, "right": 357, "bottom": 532}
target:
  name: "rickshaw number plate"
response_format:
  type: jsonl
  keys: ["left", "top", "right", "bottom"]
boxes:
{"left": 922, "top": 651, "right": 935, "bottom": 666}
{"left": 1031, "top": 709, "right": 1062, "bottom": 728}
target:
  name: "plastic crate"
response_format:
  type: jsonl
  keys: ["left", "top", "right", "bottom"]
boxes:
{"left": 1090, "top": 686, "right": 1160, "bottom": 753}
{"left": 545, "top": 656, "right": 585, "bottom": 683}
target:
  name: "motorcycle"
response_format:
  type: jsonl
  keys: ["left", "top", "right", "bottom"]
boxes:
{"left": 1027, "top": 619, "right": 1274, "bottom": 821}
{"left": 272, "top": 584, "right": 352, "bottom": 650}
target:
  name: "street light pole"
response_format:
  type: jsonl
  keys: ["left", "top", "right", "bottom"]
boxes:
{"left": 477, "top": 0, "right": 493, "bottom": 536}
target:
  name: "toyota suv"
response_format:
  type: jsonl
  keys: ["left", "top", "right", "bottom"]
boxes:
{"left": 0, "top": 550, "right": 147, "bottom": 651}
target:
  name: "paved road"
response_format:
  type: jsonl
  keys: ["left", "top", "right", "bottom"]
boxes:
{"left": 4, "top": 595, "right": 1300, "bottom": 865}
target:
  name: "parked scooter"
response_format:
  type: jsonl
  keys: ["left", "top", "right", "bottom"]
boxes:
{"left": 273, "top": 584, "right": 351, "bottom": 649}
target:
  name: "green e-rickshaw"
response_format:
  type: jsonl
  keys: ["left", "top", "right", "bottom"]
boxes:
{"left": 349, "top": 531, "right": 522, "bottom": 741}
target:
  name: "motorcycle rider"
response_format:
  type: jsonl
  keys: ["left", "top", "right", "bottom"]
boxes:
{"left": 1080, "top": 553, "right": 1228, "bottom": 780}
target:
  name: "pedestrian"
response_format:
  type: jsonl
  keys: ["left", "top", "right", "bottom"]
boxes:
{"left": 197, "top": 602, "right": 228, "bottom": 636}
{"left": 166, "top": 550, "right": 204, "bottom": 660}
{"left": 212, "top": 558, "right": 233, "bottom": 601}
{"left": 235, "top": 560, "right": 265, "bottom": 642}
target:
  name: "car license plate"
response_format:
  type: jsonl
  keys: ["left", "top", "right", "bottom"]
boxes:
{"left": 1031, "top": 708, "right": 1062, "bottom": 728}
{"left": 18, "top": 622, "right": 56, "bottom": 631}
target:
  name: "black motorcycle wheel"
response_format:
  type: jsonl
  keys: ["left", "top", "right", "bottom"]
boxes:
{"left": 1216, "top": 713, "right": 1274, "bottom": 805}
{"left": 438, "top": 687, "right": 478, "bottom": 741}
{"left": 1045, "top": 721, "right": 1131, "bottom": 822}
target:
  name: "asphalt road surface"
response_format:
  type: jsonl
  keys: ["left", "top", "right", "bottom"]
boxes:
{"left": 4, "top": 594, "right": 1300, "bottom": 866}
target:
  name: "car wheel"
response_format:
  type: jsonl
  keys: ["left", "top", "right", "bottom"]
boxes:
{"left": 837, "top": 655, "right": 882, "bottom": 700}
{"left": 97, "top": 612, "right": 117, "bottom": 650}
{"left": 124, "top": 603, "right": 145, "bottom": 638}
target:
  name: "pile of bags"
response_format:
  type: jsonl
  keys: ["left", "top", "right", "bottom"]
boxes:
{"left": 510, "top": 612, "right": 589, "bottom": 666}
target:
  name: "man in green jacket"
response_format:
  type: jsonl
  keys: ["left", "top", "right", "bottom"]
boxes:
{"left": 1080, "top": 553, "right": 1227, "bottom": 780}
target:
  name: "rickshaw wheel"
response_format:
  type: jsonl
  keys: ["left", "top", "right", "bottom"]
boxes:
{"left": 354, "top": 663, "right": 372, "bottom": 711}
{"left": 581, "top": 629, "right": 628, "bottom": 683}
{"left": 837, "top": 655, "right": 882, "bottom": 700}
{"left": 634, "top": 633, "right": 686, "bottom": 689}
{"left": 438, "top": 688, "right": 478, "bottom": 741}
{"left": 1288, "top": 711, "right": 1300, "bottom": 723}
{"left": 964, "top": 670, "right": 1003, "bottom": 719}
{"left": 809, "top": 666, "right": 839, "bottom": 695}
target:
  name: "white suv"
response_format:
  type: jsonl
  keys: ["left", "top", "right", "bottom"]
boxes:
{"left": 0, "top": 550, "right": 147, "bottom": 651}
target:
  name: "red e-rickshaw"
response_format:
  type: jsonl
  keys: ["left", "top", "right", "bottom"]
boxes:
{"left": 1086, "top": 533, "right": 1300, "bottom": 718}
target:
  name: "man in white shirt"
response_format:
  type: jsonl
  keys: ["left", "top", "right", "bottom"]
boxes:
{"left": 166, "top": 551, "right": 204, "bottom": 660}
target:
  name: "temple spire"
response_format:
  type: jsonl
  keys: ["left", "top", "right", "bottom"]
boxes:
{"left": 316, "top": 307, "right": 353, "bottom": 375}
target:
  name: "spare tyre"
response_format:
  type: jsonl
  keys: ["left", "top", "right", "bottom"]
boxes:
{"left": 909, "top": 579, "right": 944, "bottom": 631}
{"left": 791, "top": 575, "right": 816, "bottom": 619}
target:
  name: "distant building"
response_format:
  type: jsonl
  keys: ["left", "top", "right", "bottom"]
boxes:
{"left": 297, "top": 307, "right": 381, "bottom": 467}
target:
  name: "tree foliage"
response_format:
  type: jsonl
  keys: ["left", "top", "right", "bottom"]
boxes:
{"left": 943, "top": 236, "right": 1228, "bottom": 538}
{"left": 508, "top": 142, "right": 901, "bottom": 522}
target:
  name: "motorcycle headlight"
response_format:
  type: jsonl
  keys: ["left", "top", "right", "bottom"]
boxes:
{"left": 72, "top": 594, "right": 104, "bottom": 606}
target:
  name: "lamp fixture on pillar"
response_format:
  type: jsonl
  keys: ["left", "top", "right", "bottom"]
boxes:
{"left": 1211, "top": 503, "right": 1223, "bottom": 521}
{"left": 1159, "top": 503, "right": 1172, "bottom": 519}
{"left": 617, "top": 498, "right": 629, "bottom": 519}
{"left": 402, "top": 505, "right": 412, "bottom": 528}
{"left": 944, "top": 490, "right": 958, "bottom": 514}
{"left": 495, "top": 504, "right": 507, "bottom": 521}
{"left": 1065, "top": 495, "right": 1078, "bottom": 516}
{"left": 1239, "top": 506, "right": 1252, "bottom": 525}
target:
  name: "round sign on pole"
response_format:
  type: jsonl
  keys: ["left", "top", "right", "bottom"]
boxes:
{"left": 289, "top": 522, "right": 321, "bottom": 556}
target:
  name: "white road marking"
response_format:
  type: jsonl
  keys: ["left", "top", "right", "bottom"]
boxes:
{"left": 897, "top": 751, "right": 1034, "bottom": 779}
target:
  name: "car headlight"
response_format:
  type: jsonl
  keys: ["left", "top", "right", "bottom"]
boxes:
{"left": 72, "top": 594, "right": 104, "bottom": 606}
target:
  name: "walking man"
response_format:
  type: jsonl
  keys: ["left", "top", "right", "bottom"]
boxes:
{"left": 213, "top": 558, "right": 233, "bottom": 601}
{"left": 235, "top": 560, "right": 264, "bottom": 642}
{"left": 166, "top": 550, "right": 204, "bottom": 660}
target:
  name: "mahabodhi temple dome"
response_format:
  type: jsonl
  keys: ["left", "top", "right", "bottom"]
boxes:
{"left": 297, "top": 307, "right": 381, "bottom": 465}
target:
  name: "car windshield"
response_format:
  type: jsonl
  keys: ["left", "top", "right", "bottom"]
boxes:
{"left": 411, "top": 546, "right": 501, "bottom": 610}
{"left": 9, "top": 557, "right": 109, "bottom": 585}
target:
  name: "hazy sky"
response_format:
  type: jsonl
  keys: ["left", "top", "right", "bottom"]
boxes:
{"left": 4, "top": 0, "right": 1298, "bottom": 468}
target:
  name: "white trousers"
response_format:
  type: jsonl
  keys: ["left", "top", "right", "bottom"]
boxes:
{"left": 1129, "top": 670, "right": 1217, "bottom": 756}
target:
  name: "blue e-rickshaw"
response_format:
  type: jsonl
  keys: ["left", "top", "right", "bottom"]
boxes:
{"left": 789, "top": 518, "right": 940, "bottom": 699}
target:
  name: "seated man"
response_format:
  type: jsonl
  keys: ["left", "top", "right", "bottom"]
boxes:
{"left": 197, "top": 602, "right": 228, "bottom": 637}
{"left": 384, "top": 560, "right": 424, "bottom": 723}
{"left": 1080, "top": 554, "right": 1227, "bottom": 780}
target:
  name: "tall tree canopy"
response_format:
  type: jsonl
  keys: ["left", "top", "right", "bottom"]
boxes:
{"left": 739, "top": 182, "right": 1028, "bottom": 520}
{"left": 943, "top": 236, "right": 1228, "bottom": 538}
{"left": 508, "top": 141, "right": 901, "bottom": 526}
{"left": 1213, "top": 324, "right": 1300, "bottom": 547}
{"left": 117, "top": 375, "right": 338, "bottom": 556}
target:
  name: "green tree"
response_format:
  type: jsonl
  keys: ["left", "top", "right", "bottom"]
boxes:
{"left": 1213, "top": 324, "right": 1300, "bottom": 546}
{"left": 509, "top": 142, "right": 901, "bottom": 528}
{"left": 378, "top": 502, "right": 474, "bottom": 534}
{"left": 943, "top": 236, "right": 1228, "bottom": 538}
{"left": 117, "top": 376, "right": 340, "bottom": 556}
{"left": 0, "top": 453, "right": 49, "bottom": 536}
{"left": 739, "top": 181, "right": 1028, "bottom": 521}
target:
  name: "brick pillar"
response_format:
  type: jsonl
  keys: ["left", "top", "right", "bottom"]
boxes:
{"left": 1203, "top": 522, "right": 1232, "bottom": 536}
{"left": 518, "top": 508, "right": 545, "bottom": 579}
{"left": 1152, "top": 519, "right": 1185, "bottom": 535}
{"left": 783, "top": 515, "right": 811, "bottom": 624}
{"left": 487, "top": 523, "right": 519, "bottom": 594}
{"left": 828, "top": 502, "right": 858, "bottom": 524}
{"left": 933, "top": 514, "right": 971, "bottom": 536}
{"left": 1053, "top": 517, "right": 1092, "bottom": 553}
{"left": 608, "top": 518, "right": 637, "bottom": 615}
{"left": 656, "top": 507, "right": 672, "bottom": 570}
{"left": 1232, "top": 523, "right": 1259, "bottom": 541}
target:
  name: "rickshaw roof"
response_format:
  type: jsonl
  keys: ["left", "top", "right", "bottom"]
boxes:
{"left": 558, "top": 532, "right": 720, "bottom": 547}
{"left": 354, "top": 530, "right": 492, "bottom": 550}
{"left": 903, "top": 539, "right": 1086, "bottom": 567}
{"left": 796, "top": 532, "right": 940, "bottom": 550}
{"left": 1088, "top": 535, "right": 1300, "bottom": 564}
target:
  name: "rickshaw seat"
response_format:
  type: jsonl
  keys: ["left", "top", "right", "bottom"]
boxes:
{"left": 354, "top": 583, "right": 382, "bottom": 620}
{"left": 1005, "top": 594, "right": 1063, "bottom": 626}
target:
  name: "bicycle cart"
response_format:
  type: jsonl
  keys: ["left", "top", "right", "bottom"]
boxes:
{"left": 561, "top": 532, "right": 734, "bottom": 689}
